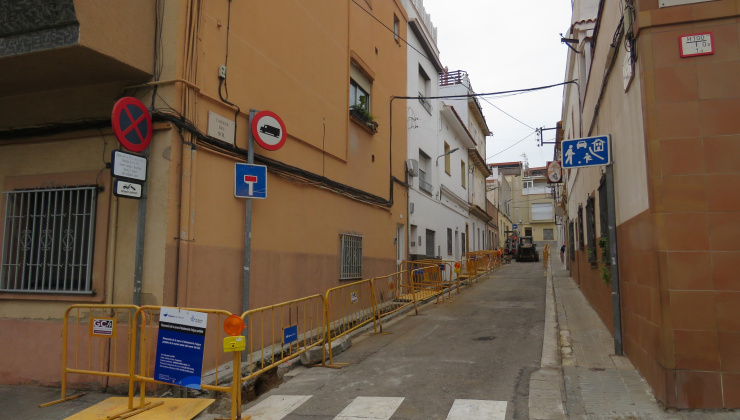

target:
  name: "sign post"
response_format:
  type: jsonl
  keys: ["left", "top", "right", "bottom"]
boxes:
{"left": 240, "top": 109, "right": 287, "bottom": 315}
{"left": 561, "top": 135, "right": 622, "bottom": 355}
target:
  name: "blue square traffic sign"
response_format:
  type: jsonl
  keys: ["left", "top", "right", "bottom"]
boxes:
{"left": 562, "top": 135, "right": 611, "bottom": 169}
{"left": 235, "top": 163, "right": 267, "bottom": 199}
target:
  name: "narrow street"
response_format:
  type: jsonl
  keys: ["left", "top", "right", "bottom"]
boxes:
{"left": 240, "top": 261, "right": 547, "bottom": 420}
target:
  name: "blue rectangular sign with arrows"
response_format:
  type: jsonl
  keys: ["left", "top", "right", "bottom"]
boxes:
{"left": 561, "top": 135, "right": 611, "bottom": 169}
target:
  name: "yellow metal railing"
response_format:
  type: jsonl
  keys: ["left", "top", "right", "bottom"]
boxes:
{"left": 240, "top": 294, "right": 326, "bottom": 377}
{"left": 324, "top": 279, "right": 379, "bottom": 365}
{"left": 131, "top": 306, "right": 239, "bottom": 420}
{"left": 41, "top": 305, "right": 138, "bottom": 411}
{"left": 46, "top": 254, "right": 506, "bottom": 419}
{"left": 371, "top": 270, "right": 418, "bottom": 319}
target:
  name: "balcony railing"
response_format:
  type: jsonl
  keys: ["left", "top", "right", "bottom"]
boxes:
{"left": 418, "top": 94, "right": 432, "bottom": 114}
{"left": 419, "top": 176, "right": 433, "bottom": 194}
{"left": 440, "top": 70, "right": 467, "bottom": 86}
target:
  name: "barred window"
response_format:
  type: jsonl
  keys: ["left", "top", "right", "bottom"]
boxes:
{"left": 340, "top": 233, "right": 362, "bottom": 280}
{"left": 1, "top": 187, "right": 97, "bottom": 294}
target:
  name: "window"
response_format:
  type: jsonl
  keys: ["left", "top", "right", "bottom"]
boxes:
{"left": 598, "top": 178, "right": 608, "bottom": 238}
{"left": 522, "top": 179, "right": 534, "bottom": 189}
{"left": 525, "top": 227, "right": 533, "bottom": 237}
{"left": 425, "top": 229, "right": 435, "bottom": 257}
{"left": 410, "top": 224, "right": 418, "bottom": 247}
{"left": 543, "top": 228, "right": 554, "bottom": 240}
{"left": 447, "top": 228, "right": 452, "bottom": 255}
{"left": 578, "top": 205, "right": 584, "bottom": 250}
{"left": 418, "top": 151, "right": 432, "bottom": 194}
{"left": 349, "top": 63, "right": 372, "bottom": 113}
{"left": 461, "top": 161, "right": 466, "bottom": 188}
{"left": 393, "top": 14, "right": 400, "bottom": 40}
{"left": 340, "top": 233, "right": 363, "bottom": 280}
{"left": 568, "top": 220, "right": 575, "bottom": 260}
{"left": 586, "top": 196, "right": 596, "bottom": 262}
{"left": 531, "top": 203, "right": 554, "bottom": 221}
{"left": 444, "top": 142, "right": 451, "bottom": 174}
{"left": 418, "top": 65, "right": 431, "bottom": 114}
{"left": 1, "top": 187, "right": 97, "bottom": 294}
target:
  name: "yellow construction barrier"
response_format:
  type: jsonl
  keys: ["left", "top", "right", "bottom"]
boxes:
{"left": 402, "top": 261, "right": 445, "bottom": 303}
{"left": 371, "top": 270, "right": 418, "bottom": 319}
{"left": 41, "top": 305, "right": 138, "bottom": 410}
{"left": 412, "top": 260, "right": 458, "bottom": 298}
{"left": 131, "top": 306, "right": 240, "bottom": 420}
{"left": 324, "top": 279, "right": 379, "bottom": 365}
{"left": 240, "top": 294, "right": 326, "bottom": 377}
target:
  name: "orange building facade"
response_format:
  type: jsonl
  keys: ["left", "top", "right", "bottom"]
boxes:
{"left": 0, "top": 0, "right": 408, "bottom": 386}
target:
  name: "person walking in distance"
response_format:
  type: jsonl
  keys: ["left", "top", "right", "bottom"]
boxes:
{"left": 560, "top": 242, "right": 566, "bottom": 264}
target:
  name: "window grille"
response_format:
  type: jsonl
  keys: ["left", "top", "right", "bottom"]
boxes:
{"left": 340, "top": 233, "right": 363, "bottom": 280}
{"left": 1, "top": 186, "right": 97, "bottom": 294}
{"left": 543, "top": 228, "right": 554, "bottom": 240}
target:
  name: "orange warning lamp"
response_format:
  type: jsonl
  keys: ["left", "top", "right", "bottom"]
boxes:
{"left": 223, "top": 315, "right": 245, "bottom": 336}
{"left": 454, "top": 262, "right": 461, "bottom": 269}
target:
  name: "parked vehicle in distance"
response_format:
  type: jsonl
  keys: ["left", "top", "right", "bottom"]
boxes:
{"left": 516, "top": 236, "right": 539, "bottom": 262}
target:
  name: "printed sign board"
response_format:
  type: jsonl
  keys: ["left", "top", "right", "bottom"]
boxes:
{"left": 207, "top": 111, "right": 236, "bottom": 144}
{"left": 112, "top": 150, "right": 147, "bottom": 181}
{"left": 89, "top": 317, "right": 116, "bottom": 338}
{"left": 350, "top": 292, "right": 358, "bottom": 304}
{"left": 153, "top": 307, "right": 208, "bottom": 390}
{"left": 562, "top": 135, "right": 611, "bottom": 169}
{"left": 546, "top": 161, "right": 563, "bottom": 183}
{"left": 680, "top": 32, "right": 713, "bottom": 58}
{"left": 283, "top": 325, "right": 298, "bottom": 345}
{"left": 114, "top": 180, "right": 143, "bottom": 199}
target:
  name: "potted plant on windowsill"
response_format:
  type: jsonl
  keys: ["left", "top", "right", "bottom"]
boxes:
{"left": 349, "top": 97, "right": 378, "bottom": 133}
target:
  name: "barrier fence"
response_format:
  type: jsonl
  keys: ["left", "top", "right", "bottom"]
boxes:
{"left": 44, "top": 251, "right": 504, "bottom": 419}
{"left": 324, "top": 279, "right": 379, "bottom": 365}
{"left": 241, "top": 294, "right": 326, "bottom": 375}
{"left": 41, "top": 304, "right": 138, "bottom": 410}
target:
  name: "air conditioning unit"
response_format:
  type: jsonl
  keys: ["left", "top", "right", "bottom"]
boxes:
{"left": 406, "top": 159, "right": 419, "bottom": 177}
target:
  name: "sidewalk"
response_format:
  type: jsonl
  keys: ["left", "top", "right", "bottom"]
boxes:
{"left": 547, "top": 262, "right": 740, "bottom": 420}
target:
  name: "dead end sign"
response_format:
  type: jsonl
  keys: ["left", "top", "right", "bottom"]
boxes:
{"left": 112, "top": 97, "right": 153, "bottom": 152}
{"left": 251, "top": 110, "right": 287, "bottom": 151}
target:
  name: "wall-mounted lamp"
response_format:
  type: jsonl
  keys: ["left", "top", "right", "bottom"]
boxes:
{"left": 436, "top": 148, "right": 459, "bottom": 166}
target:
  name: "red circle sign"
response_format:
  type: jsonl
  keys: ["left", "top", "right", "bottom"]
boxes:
{"left": 111, "top": 97, "right": 153, "bottom": 152}
{"left": 251, "top": 110, "right": 287, "bottom": 151}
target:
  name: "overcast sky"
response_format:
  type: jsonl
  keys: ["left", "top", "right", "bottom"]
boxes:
{"left": 421, "top": 0, "right": 573, "bottom": 168}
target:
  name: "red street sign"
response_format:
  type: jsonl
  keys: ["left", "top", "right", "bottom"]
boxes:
{"left": 251, "top": 110, "right": 287, "bottom": 151}
{"left": 111, "top": 97, "right": 152, "bottom": 152}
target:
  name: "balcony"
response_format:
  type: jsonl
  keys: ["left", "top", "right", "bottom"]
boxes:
{"left": 0, "top": 0, "right": 154, "bottom": 128}
{"left": 418, "top": 94, "right": 432, "bottom": 114}
{"left": 419, "top": 174, "right": 433, "bottom": 195}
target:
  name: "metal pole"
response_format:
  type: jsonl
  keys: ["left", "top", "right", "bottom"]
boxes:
{"left": 132, "top": 147, "right": 149, "bottom": 306}
{"left": 242, "top": 110, "right": 256, "bottom": 315}
{"left": 605, "top": 164, "right": 623, "bottom": 355}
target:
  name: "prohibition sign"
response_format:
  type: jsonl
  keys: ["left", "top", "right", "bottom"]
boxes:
{"left": 251, "top": 110, "right": 287, "bottom": 151}
{"left": 111, "top": 97, "right": 153, "bottom": 152}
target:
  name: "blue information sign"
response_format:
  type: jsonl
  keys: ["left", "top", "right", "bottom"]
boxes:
{"left": 235, "top": 163, "right": 267, "bottom": 199}
{"left": 562, "top": 135, "right": 611, "bottom": 169}
{"left": 153, "top": 307, "right": 208, "bottom": 390}
{"left": 512, "top": 224, "right": 518, "bottom": 230}
{"left": 283, "top": 325, "right": 298, "bottom": 345}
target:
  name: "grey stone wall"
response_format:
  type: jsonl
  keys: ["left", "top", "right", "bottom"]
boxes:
{"left": 0, "top": 0, "right": 78, "bottom": 57}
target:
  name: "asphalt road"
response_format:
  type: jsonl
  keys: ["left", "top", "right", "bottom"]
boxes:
{"left": 242, "top": 260, "right": 547, "bottom": 420}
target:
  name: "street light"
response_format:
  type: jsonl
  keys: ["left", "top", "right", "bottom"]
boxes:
{"left": 435, "top": 147, "right": 459, "bottom": 166}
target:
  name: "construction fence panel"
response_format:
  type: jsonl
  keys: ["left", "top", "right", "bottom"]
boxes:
{"left": 41, "top": 305, "right": 138, "bottom": 408}
{"left": 371, "top": 270, "right": 418, "bottom": 320}
{"left": 324, "top": 279, "right": 378, "bottom": 364}
{"left": 412, "top": 260, "right": 458, "bottom": 298}
{"left": 240, "top": 294, "right": 326, "bottom": 379}
{"left": 132, "top": 306, "right": 239, "bottom": 418}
